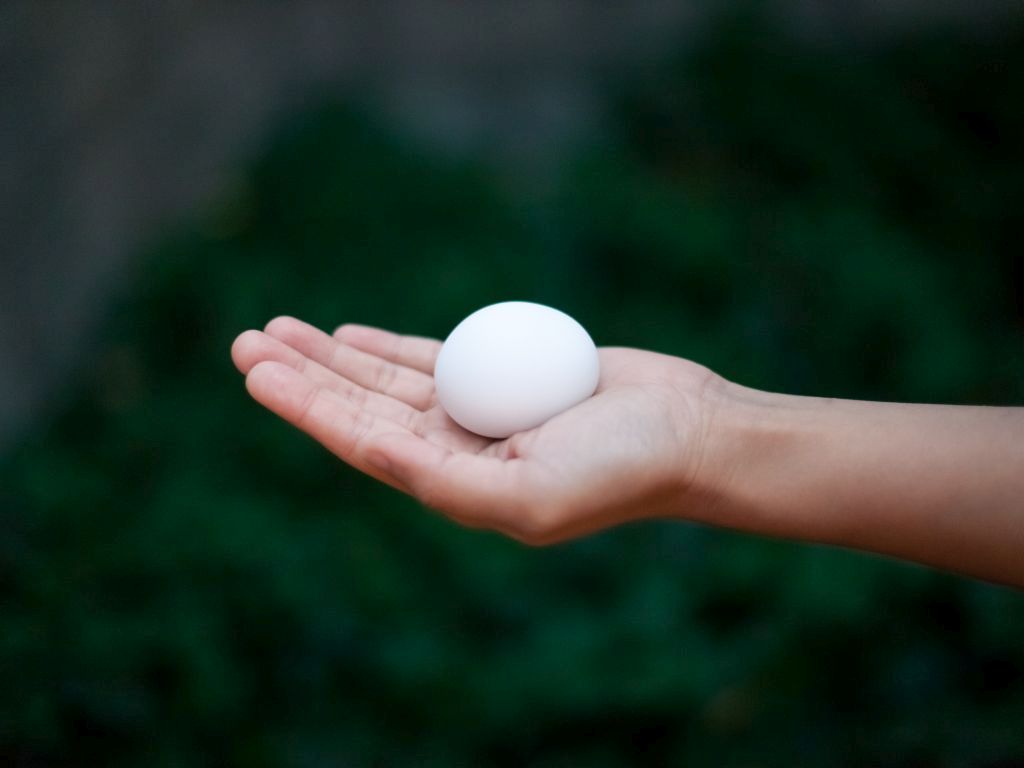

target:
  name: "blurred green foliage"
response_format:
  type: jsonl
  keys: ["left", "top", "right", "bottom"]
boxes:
{"left": 3, "top": 15, "right": 1024, "bottom": 767}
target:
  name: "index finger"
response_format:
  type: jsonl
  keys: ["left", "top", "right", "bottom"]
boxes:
{"left": 244, "top": 360, "right": 415, "bottom": 493}
{"left": 334, "top": 324, "right": 442, "bottom": 375}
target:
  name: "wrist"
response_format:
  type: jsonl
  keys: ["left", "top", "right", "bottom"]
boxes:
{"left": 689, "top": 379, "right": 830, "bottom": 541}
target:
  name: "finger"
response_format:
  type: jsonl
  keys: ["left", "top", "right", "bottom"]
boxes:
{"left": 244, "top": 360, "right": 422, "bottom": 493}
{"left": 367, "top": 432, "right": 535, "bottom": 533}
{"left": 264, "top": 316, "right": 435, "bottom": 410}
{"left": 232, "top": 330, "right": 422, "bottom": 431}
{"left": 333, "top": 323, "right": 442, "bottom": 375}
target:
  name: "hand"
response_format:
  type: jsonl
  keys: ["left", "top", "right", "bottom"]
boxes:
{"left": 231, "top": 317, "right": 723, "bottom": 544}
{"left": 233, "top": 317, "right": 1024, "bottom": 583}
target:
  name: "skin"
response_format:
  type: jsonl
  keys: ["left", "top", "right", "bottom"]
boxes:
{"left": 231, "top": 317, "right": 1024, "bottom": 588}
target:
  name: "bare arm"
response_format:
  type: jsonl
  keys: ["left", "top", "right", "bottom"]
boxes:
{"left": 231, "top": 317, "right": 1024, "bottom": 588}
{"left": 700, "top": 386, "right": 1024, "bottom": 586}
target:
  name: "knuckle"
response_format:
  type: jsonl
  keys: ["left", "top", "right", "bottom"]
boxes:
{"left": 349, "top": 408, "right": 375, "bottom": 446}
{"left": 512, "top": 500, "right": 561, "bottom": 544}
{"left": 449, "top": 512, "right": 488, "bottom": 531}
{"left": 404, "top": 407, "right": 425, "bottom": 434}
{"left": 511, "top": 526, "right": 556, "bottom": 548}
{"left": 506, "top": 430, "right": 538, "bottom": 460}
{"left": 346, "top": 382, "right": 368, "bottom": 407}
{"left": 293, "top": 385, "right": 321, "bottom": 430}
{"left": 391, "top": 334, "right": 406, "bottom": 360}
{"left": 376, "top": 361, "right": 399, "bottom": 392}
{"left": 415, "top": 483, "right": 447, "bottom": 513}
{"left": 326, "top": 340, "right": 347, "bottom": 372}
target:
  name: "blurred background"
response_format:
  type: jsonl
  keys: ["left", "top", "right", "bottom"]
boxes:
{"left": 2, "top": 1, "right": 1024, "bottom": 765}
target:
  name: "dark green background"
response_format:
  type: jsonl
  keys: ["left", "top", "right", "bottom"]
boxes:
{"left": 3, "top": 16, "right": 1024, "bottom": 766}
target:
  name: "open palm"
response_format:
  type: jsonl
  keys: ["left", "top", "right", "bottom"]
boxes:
{"left": 232, "top": 317, "right": 719, "bottom": 543}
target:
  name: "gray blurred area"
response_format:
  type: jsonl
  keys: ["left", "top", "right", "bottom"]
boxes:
{"left": 0, "top": 0, "right": 1019, "bottom": 453}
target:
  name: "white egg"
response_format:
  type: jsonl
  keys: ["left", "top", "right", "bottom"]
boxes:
{"left": 434, "top": 301, "right": 600, "bottom": 439}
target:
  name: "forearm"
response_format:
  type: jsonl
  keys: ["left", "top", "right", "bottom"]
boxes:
{"left": 698, "top": 383, "right": 1024, "bottom": 586}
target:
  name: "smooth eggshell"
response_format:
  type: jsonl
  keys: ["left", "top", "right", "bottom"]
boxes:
{"left": 434, "top": 302, "right": 600, "bottom": 438}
